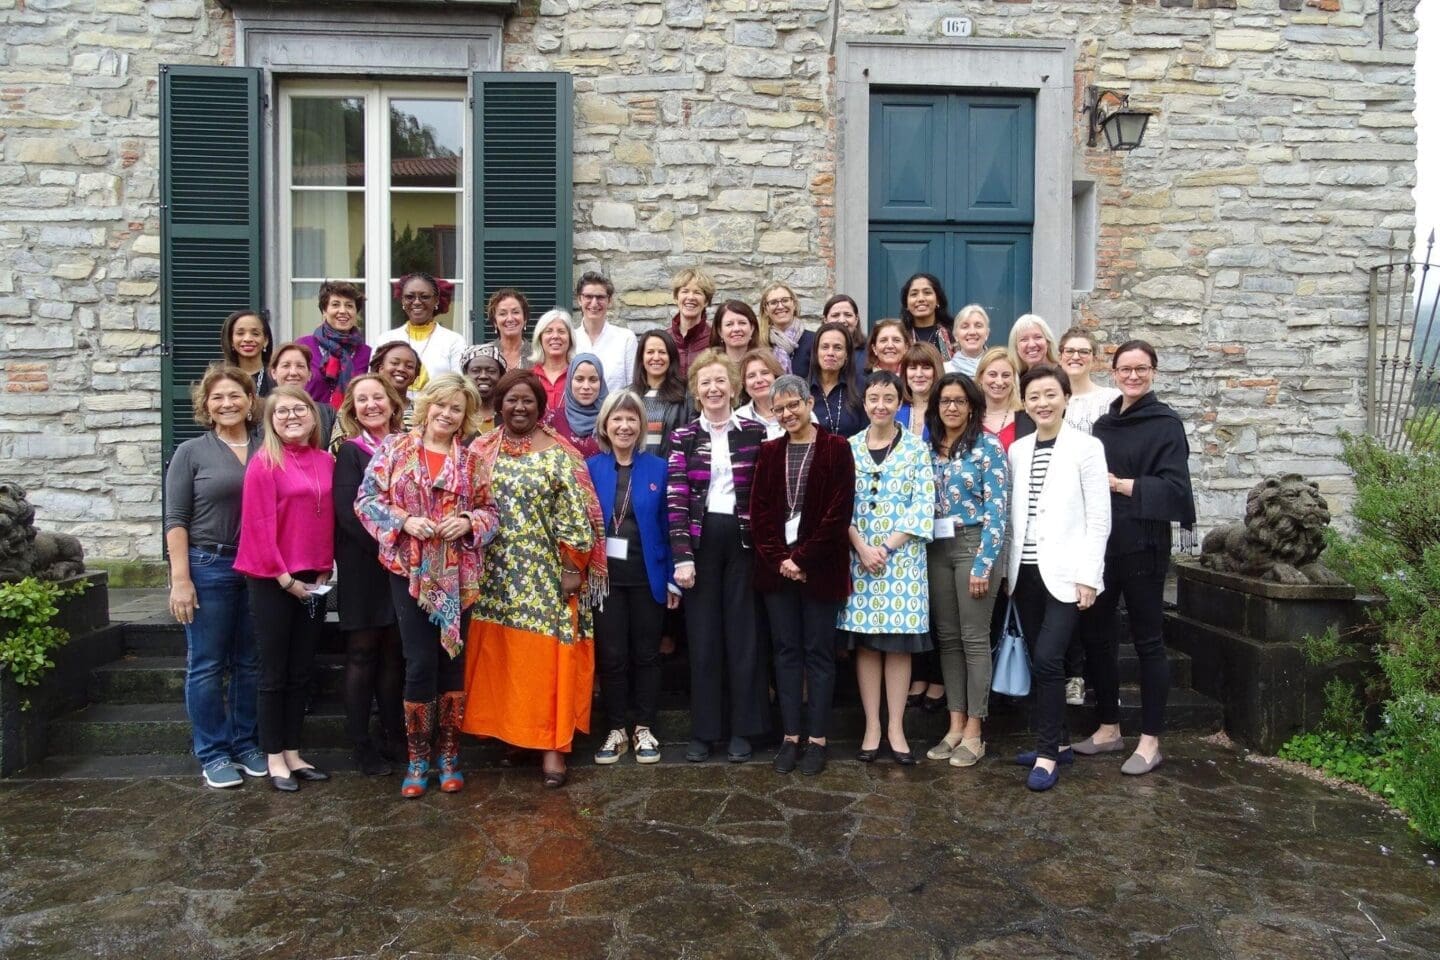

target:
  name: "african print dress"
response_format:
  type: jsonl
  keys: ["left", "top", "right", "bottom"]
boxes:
{"left": 460, "top": 443, "right": 600, "bottom": 751}
{"left": 837, "top": 429, "right": 936, "bottom": 652}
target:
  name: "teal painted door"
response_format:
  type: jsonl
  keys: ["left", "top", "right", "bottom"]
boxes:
{"left": 869, "top": 91, "right": 1034, "bottom": 342}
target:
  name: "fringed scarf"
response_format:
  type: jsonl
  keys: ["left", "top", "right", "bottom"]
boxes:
{"left": 313, "top": 321, "right": 366, "bottom": 408}
{"left": 768, "top": 323, "right": 803, "bottom": 374}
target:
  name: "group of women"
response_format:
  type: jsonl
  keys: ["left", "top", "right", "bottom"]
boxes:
{"left": 167, "top": 267, "right": 1194, "bottom": 796}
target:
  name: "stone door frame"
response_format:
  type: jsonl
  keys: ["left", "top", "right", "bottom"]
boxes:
{"left": 835, "top": 38, "right": 1075, "bottom": 327}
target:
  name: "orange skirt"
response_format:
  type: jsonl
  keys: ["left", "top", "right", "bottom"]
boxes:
{"left": 460, "top": 602, "right": 594, "bottom": 752}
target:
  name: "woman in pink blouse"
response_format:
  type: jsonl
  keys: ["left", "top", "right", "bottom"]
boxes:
{"left": 235, "top": 385, "right": 336, "bottom": 793}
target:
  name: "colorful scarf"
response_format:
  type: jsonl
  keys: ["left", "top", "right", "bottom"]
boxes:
{"left": 768, "top": 322, "right": 802, "bottom": 374}
{"left": 563, "top": 353, "right": 609, "bottom": 440}
{"left": 313, "top": 321, "right": 366, "bottom": 408}
{"left": 472, "top": 423, "right": 609, "bottom": 610}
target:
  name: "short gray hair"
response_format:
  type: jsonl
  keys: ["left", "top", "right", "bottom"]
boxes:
{"left": 770, "top": 374, "right": 809, "bottom": 404}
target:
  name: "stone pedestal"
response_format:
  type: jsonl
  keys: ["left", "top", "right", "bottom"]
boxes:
{"left": 1164, "top": 560, "right": 1376, "bottom": 754}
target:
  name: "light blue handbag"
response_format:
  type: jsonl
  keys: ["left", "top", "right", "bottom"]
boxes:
{"left": 991, "top": 600, "right": 1031, "bottom": 697}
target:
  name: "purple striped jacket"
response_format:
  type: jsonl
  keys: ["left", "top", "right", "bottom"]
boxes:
{"left": 666, "top": 414, "right": 767, "bottom": 565}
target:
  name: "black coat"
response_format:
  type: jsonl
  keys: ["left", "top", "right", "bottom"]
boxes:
{"left": 1091, "top": 392, "right": 1196, "bottom": 556}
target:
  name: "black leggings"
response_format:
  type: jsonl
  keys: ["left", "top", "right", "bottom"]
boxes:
{"left": 594, "top": 583, "right": 665, "bottom": 731}
{"left": 1011, "top": 564, "right": 1079, "bottom": 762}
{"left": 344, "top": 626, "right": 403, "bottom": 747}
{"left": 248, "top": 574, "right": 325, "bottom": 754}
{"left": 1085, "top": 549, "right": 1170, "bottom": 736}
{"left": 389, "top": 575, "right": 466, "bottom": 702}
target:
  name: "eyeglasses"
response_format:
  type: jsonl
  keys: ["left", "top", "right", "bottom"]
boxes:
{"left": 774, "top": 399, "right": 809, "bottom": 416}
{"left": 764, "top": 297, "right": 794, "bottom": 309}
{"left": 402, "top": 293, "right": 434, "bottom": 303}
{"left": 938, "top": 397, "right": 968, "bottom": 408}
{"left": 1061, "top": 347, "right": 1094, "bottom": 357}
{"left": 580, "top": 293, "right": 610, "bottom": 303}
{"left": 1116, "top": 366, "right": 1154, "bottom": 378}
{"left": 273, "top": 406, "right": 311, "bottom": 420}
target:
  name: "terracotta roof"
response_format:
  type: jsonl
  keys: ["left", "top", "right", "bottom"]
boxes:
{"left": 294, "top": 156, "right": 459, "bottom": 187}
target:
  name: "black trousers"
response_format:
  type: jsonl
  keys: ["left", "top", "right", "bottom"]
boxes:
{"left": 764, "top": 583, "right": 841, "bottom": 739}
{"left": 1085, "top": 549, "right": 1170, "bottom": 735}
{"left": 594, "top": 583, "right": 665, "bottom": 731}
{"left": 684, "top": 513, "right": 770, "bottom": 741}
{"left": 389, "top": 575, "right": 466, "bottom": 702}
{"left": 248, "top": 573, "right": 325, "bottom": 754}
{"left": 1012, "top": 564, "right": 1079, "bottom": 762}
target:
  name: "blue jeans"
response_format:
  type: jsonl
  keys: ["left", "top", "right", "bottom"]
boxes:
{"left": 184, "top": 549, "right": 260, "bottom": 765}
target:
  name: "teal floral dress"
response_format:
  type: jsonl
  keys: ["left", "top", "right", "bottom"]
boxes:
{"left": 838, "top": 429, "right": 936, "bottom": 652}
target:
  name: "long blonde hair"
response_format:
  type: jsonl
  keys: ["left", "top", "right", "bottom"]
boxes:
{"left": 1007, "top": 314, "right": 1059, "bottom": 372}
{"left": 412, "top": 372, "right": 483, "bottom": 441}
{"left": 975, "top": 347, "right": 1022, "bottom": 412}
{"left": 259, "top": 385, "right": 323, "bottom": 467}
{"left": 336, "top": 373, "right": 405, "bottom": 440}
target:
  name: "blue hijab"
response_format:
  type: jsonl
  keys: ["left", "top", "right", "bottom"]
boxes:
{"left": 563, "top": 353, "right": 609, "bottom": 438}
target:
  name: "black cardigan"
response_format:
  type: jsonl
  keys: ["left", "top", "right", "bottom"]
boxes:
{"left": 1091, "top": 392, "right": 1196, "bottom": 555}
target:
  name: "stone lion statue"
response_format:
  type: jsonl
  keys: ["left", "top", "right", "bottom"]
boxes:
{"left": 0, "top": 482, "right": 85, "bottom": 582}
{"left": 1199, "top": 474, "right": 1346, "bottom": 585}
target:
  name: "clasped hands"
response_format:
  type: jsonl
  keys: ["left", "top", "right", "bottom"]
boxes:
{"left": 402, "top": 514, "right": 472, "bottom": 542}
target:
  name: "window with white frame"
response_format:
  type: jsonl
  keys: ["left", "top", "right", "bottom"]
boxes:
{"left": 280, "top": 81, "right": 468, "bottom": 343}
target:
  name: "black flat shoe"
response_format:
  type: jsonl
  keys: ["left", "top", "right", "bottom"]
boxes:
{"left": 354, "top": 745, "right": 391, "bottom": 777}
{"left": 685, "top": 739, "right": 711, "bottom": 763}
{"left": 542, "top": 767, "right": 567, "bottom": 789}
{"left": 891, "top": 747, "right": 917, "bottom": 766}
{"left": 291, "top": 766, "right": 329, "bottom": 782}
{"left": 270, "top": 775, "right": 299, "bottom": 793}
{"left": 921, "top": 694, "right": 946, "bottom": 713}
{"left": 856, "top": 746, "right": 880, "bottom": 763}
{"left": 727, "top": 736, "right": 752, "bottom": 763}
{"left": 905, "top": 692, "right": 924, "bottom": 709}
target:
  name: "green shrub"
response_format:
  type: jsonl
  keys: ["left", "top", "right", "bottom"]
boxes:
{"left": 0, "top": 577, "right": 86, "bottom": 710}
{"left": 1278, "top": 731, "right": 1396, "bottom": 797}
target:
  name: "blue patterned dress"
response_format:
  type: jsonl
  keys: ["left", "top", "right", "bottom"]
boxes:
{"left": 838, "top": 429, "right": 936, "bottom": 652}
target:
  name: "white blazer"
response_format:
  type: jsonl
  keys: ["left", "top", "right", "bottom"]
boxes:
{"left": 1006, "top": 423, "right": 1111, "bottom": 602}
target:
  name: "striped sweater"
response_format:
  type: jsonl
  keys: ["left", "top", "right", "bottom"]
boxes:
{"left": 666, "top": 414, "right": 767, "bottom": 565}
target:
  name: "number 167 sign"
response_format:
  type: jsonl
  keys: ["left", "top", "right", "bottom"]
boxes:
{"left": 941, "top": 17, "right": 973, "bottom": 37}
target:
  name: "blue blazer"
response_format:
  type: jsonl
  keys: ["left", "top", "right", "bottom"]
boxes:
{"left": 587, "top": 451, "right": 675, "bottom": 606}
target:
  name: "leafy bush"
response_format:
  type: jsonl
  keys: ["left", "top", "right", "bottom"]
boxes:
{"left": 1283, "top": 436, "right": 1440, "bottom": 842}
{"left": 1278, "top": 731, "right": 1396, "bottom": 797}
{"left": 0, "top": 577, "right": 86, "bottom": 710}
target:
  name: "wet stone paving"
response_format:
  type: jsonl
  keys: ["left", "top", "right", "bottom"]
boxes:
{"left": 2, "top": 736, "right": 1438, "bottom": 959}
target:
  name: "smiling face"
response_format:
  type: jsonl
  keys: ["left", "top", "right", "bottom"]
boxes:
{"left": 873, "top": 327, "right": 907, "bottom": 368}
{"left": 980, "top": 360, "right": 1015, "bottom": 405}
{"left": 605, "top": 406, "right": 642, "bottom": 455}
{"left": 579, "top": 282, "right": 610, "bottom": 326}
{"left": 954, "top": 311, "right": 988, "bottom": 356}
{"left": 464, "top": 355, "right": 503, "bottom": 401}
{"left": 323, "top": 295, "right": 358, "bottom": 333}
{"left": 273, "top": 348, "right": 310, "bottom": 387}
{"left": 1113, "top": 347, "right": 1157, "bottom": 403}
{"left": 763, "top": 286, "right": 795, "bottom": 329}
{"left": 864, "top": 381, "right": 901, "bottom": 426}
{"left": 206, "top": 377, "right": 251, "bottom": 431}
{"left": 719, "top": 309, "right": 754, "bottom": 350}
{"left": 774, "top": 391, "right": 814, "bottom": 437}
{"left": 353, "top": 377, "right": 394, "bottom": 435}
{"left": 905, "top": 279, "right": 937, "bottom": 324}
{"left": 231, "top": 315, "right": 267, "bottom": 362}
{"left": 743, "top": 360, "right": 775, "bottom": 404}
{"left": 1059, "top": 335, "right": 1096, "bottom": 380}
{"left": 424, "top": 391, "right": 466, "bottom": 443}
{"left": 824, "top": 300, "right": 859, "bottom": 335}
{"left": 675, "top": 282, "right": 708, "bottom": 322}
{"left": 493, "top": 296, "right": 525, "bottom": 341}
{"left": 379, "top": 347, "right": 418, "bottom": 393}
{"left": 540, "top": 318, "right": 571, "bottom": 361}
{"left": 695, "top": 362, "right": 735, "bottom": 419}
{"left": 500, "top": 383, "right": 541, "bottom": 435}
{"left": 1023, "top": 375, "right": 1068, "bottom": 431}
{"left": 936, "top": 383, "right": 970, "bottom": 434}
{"left": 817, "top": 329, "right": 849, "bottom": 373}
{"left": 271, "top": 397, "right": 314, "bottom": 443}
{"left": 905, "top": 361, "right": 936, "bottom": 399}
{"left": 401, "top": 277, "right": 438, "bottom": 326}
{"left": 641, "top": 336, "right": 670, "bottom": 382}
{"left": 1016, "top": 325, "right": 1050, "bottom": 368}
{"left": 570, "top": 362, "right": 602, "bottom": 406}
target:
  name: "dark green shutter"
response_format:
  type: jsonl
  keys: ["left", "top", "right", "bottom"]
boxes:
{"left": 160, "top": 64, "right": 263, "bottom": 462}
{"left": 470, "top": 72, "right": 573, "bottom": 343}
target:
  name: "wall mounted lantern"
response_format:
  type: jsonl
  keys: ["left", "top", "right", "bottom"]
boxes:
{"left": 1086, "top": 86, "right": 1151, "bottom": 151}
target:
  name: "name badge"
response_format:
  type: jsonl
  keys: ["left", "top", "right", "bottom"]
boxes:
{"left": 606, "top": 537, "right": 630, "bottom": 560}
{"left": 933, "top": 517, "right": 956, "bottom": 539}
{"left": 785, "top": 515, "right": 801, "bottom": 546}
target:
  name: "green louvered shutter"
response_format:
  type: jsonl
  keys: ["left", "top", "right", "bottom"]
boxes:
{"left": 470, "top": 72, "right": 573, "bottom": 343}
{"left": 160, "top": 64, "right": 263, "bottom": 463}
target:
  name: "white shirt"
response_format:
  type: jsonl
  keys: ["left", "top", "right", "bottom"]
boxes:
{"left": 703, "top": 414, "right": 739, "bottom": 515}
{"left": 1065, "top": 386, "right": 1122, "bottom": 435}
{"left": 574, "top": 320, "right": 637, "bottom": 393}
{"left": 377, "top": 323, "right": 467, "bottom": 386}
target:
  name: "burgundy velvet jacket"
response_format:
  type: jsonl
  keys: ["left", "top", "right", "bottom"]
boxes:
{"left": 750, "top": 428, "right": 856, "bottom": 603}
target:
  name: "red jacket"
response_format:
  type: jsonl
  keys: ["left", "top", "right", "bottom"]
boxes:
{"left": 669, "top": 312, "right": 711, "bottom": 377}
{"left": 751, "top": 428, "right": 855, "bottom": 602}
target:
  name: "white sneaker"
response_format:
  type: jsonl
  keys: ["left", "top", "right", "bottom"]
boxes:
{"left": 594, "top": 728, "right": 628, "bottom": 765}
{"left": 1065, "top": 677, "right": 1085, "bottom": 706}
{"left": 633, "top": 726, "right": 661, "bottom": 764}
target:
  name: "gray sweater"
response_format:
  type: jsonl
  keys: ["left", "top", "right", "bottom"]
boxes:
{"left": 163, "top": 431, "right": 259, "bottom": 548}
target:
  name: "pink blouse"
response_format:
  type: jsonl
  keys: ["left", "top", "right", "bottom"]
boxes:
{"left": 234, "top": 444, "right": 336, "bottom": 578}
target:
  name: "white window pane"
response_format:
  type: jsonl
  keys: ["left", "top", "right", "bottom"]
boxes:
{"left": 389, "top": 99, "right": 462, "bottom": 188}
{"left": 292, "top": 192, "right": 365, "bottom": 278}
{"left": 291, "top": 97, "right": 364, "bottom": 187}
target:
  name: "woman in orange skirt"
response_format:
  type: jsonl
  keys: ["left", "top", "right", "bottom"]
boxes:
{"left": 462, "top": 369, "right": 606, "bottom": 787}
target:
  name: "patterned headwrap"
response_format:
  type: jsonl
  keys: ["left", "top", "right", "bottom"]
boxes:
{"left": 460, "top": 342, "right": 509, "bottom": 376}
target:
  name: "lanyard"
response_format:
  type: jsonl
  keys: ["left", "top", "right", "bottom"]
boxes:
{"left": 612, "top": 467, "right": 633, "bottom": 536}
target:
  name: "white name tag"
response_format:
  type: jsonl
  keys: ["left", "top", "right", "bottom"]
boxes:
{"left": 933, "top": 517, "right": 956, "bottom": 539}
{"left": 785, "top": 515, "right": 801, "bottom": 546}
{"left": 605, "top": 537, "right": 630, "bottom": 560}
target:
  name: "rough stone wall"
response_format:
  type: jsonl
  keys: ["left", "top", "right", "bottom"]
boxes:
{"left": 0, "top": 0, "right": 1418, "bottom": 557}
{"left": 0, "top": 0, "right": 234, "bottom": 559}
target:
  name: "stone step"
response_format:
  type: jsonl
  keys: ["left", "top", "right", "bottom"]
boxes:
{"left": 46, "top": 685, "right": 1221, "bottom": 758}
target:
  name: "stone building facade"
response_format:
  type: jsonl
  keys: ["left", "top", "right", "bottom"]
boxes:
{"left": 0, "top": 0, "right": 1418, "bottom": 560}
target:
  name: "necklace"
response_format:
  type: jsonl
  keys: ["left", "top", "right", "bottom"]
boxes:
{"left": 221, "top": 437, "right": 249, "bottom": 448}
{"left": 297, "top": 450, "right": 322, "bottom": 516}
{"left": 818, "top": 382, "right": 843, "bottom": 430}
{"left": 500, "top": 428, "right": 534, "bottom": 457}
{"left": 784, "top": 440, "right": 814, "bottom": 518}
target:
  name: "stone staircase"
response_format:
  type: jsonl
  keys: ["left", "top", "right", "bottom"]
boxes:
{"left": 19, "top": 588, "right": 1223, "bottom": 778}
